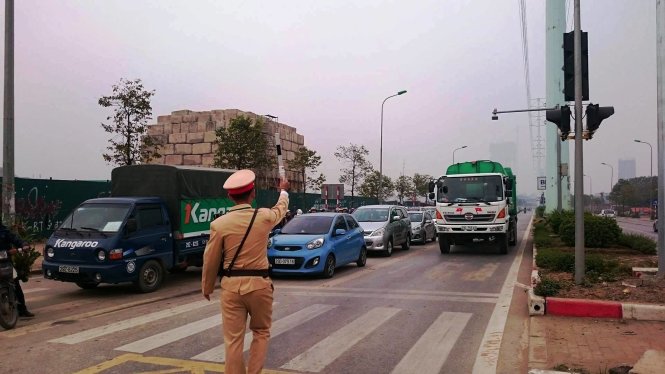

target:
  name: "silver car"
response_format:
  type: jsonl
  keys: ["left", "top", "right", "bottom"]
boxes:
{"left": 408, "top": 210, "right": 436, "bottom": 244}
{"left": 352, "top": 205, "right": 411, "bottom": 257}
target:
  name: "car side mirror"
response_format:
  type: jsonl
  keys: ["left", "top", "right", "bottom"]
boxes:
{"left": 428, "top": 192, "right": 435, "bottom": 200}
{"left": 425, "top": 219, "right": 432, "bottom": 223}
{"left": 125, "top": 218, "right": 137, "bottom": 234}
{"left": 335, "top": 229, "right": 346, "bottom": 236}
{"left": 392, "top": 215, "right": 401, "bottom": 222}
{"left": 270, "top": 228, "right": 281, "bottom": 237}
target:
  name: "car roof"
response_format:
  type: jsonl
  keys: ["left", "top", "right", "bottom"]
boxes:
{"left": 294, "top": 212, "right": 346, "bottom": 218}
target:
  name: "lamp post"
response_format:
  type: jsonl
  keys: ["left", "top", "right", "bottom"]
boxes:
{"left": 634, "top": 139, "right": 654, "bottom": 219}
{"left": 379, "top": 90, "right": 407, "bottom": 203}
{"left": 452, "top": 146, "right": 467, "bottom": 164}
{"left": 601, "top": 162, "right": 614, "bottom": 196}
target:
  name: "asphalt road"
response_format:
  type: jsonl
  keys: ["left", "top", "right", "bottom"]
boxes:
{"left": 616, "top": 217, "right": 658, "bottom": 241}
{"left": 2, "top": 214, "right": 534, "bottom": 374}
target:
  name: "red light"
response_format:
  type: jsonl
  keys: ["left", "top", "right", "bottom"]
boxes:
{"left": 497, "top": 208, "right": 506, "bottom": 219}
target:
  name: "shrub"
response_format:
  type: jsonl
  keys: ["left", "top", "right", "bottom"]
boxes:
{"left": 534, "top": 222, "right": 553, "bottom": 248}
{"left": 534, "top": 276, "right": 564, "bottom": 297}
{"left": 535, "top": 206, "right": 545, "bottom": 218}
{"left": 547, "top": 210, "right": 574, "bottom": 234}
{"left": 618, "top": 233, "right": 657, "bottom": 255}
{"left": 536, "top": 247, "right": 574, "bottom": 272}
{"left": 558, "top": 214, "right": 621, "bottom": 248}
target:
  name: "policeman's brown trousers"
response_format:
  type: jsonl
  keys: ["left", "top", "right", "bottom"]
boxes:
{"left": 221, "top": 287, "right": 273, "bottom": 374}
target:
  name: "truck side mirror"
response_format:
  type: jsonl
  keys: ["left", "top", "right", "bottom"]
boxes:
{"left": 125, "top": 218, "right": 138, "bottom": 234}
{"left": 428, "top": 181, "right": 435, "bottom": 193}
{"left": 428, "top": 192, "right": 435, "bottom": 200}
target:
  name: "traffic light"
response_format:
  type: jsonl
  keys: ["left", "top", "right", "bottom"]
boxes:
{"left": 546, "top": 105, "right": 571, "bottom": 141}
{"left": 563, "top": 31, "right": 589, "bottom": 101}
{"left": 585, "top": 104, "right": 614, "bottom": 139}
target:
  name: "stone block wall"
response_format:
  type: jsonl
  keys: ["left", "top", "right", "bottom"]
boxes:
{"left": 145, "top": 109, "right": 305, "bottom": 191}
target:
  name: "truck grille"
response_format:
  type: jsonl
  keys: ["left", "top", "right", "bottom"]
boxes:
{"left": 444, "top": 214, "right": 494, "bottom": 222}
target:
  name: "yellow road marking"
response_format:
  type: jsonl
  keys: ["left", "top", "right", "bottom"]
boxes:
{"left": 73, "top": 353, "right": 295, "bottom": 374}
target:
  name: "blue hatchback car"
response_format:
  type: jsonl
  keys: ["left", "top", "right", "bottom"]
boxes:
{"left": 268, "top": 213, "right": 367, "bottom": 278}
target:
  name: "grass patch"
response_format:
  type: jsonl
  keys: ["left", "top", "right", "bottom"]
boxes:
{"left": 618, "top": 233, "right": 657, "bottom": 255}
{"left": 536, "top": 247, "right": 574, "bottom": 272}
{"left": 534, "top": 275, "right": 566, "bottom": 297}
{"left": 534, "top": 221, "right": 554, "bottom": 248}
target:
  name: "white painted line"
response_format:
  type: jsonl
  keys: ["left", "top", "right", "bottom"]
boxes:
{"left": 278, "top": 284, "right": 500, "bottom": 298}
{"left": 283, "top": 291, "right": 497, "bottom": 304}
{"left": 49, "top": 300, "right": 212, "bottom": 344}
{"left": 192, "top": 303, "right": 336, "bottom": 362}
{"left": 281, "top": 307, "right": 400, "bottom": 372}
{"left": 115, "top": 314, "right": 222, "bottom": 353}
{"left": 391, "top": 312, "right": 472, "bottom": 374}
{"left": 22, "top": 287, "right": 49, "bottom": 294}
{"left": 472, "top": 217, "right": 533, "bottom": 373}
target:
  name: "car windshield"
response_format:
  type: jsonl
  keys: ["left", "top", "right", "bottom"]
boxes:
{"left": 59, "top": 203, "right": 131, "bottom": 233}
{"left": 436, "top": 175, "right": 504, "bottom": 203}
{"left": 408, "top": 213, "right": 423, "bottom": 222}
{"left": 352, "top": 208, "right": 390, "bottom": 222}
{"left": 280, "top": 216, "right": 333, "bottom": 235}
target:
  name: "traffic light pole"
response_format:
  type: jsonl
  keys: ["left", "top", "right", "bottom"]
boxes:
{"left": 573, "top": 0, "right": 585, "bottom": 285}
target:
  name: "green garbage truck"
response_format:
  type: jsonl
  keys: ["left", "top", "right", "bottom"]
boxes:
{"left": 428, "top": 160, "right": 517, "bottom": 254}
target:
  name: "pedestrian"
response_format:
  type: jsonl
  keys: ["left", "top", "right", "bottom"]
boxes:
{"left": 0, "top": 223, "right": 33, "bottom": 318}
{"left": 202, "top": 170, "right": 289, "bottom": 374}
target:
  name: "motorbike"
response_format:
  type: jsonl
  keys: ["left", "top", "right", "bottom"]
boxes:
{"left": 0, "top": 249, "right": 18, "bottom": 330}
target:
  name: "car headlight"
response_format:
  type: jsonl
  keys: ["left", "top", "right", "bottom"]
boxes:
{"left": 46, "top": 247, "right": 55, "bottom": 258}
{"left": 97, "top": 250, "right": 106, "bottom": 261}
{"left": 306, "top": 237, "right": 325, "bottom": 250}
{"left": 267, "top": 237, "right": 274, "bottom": 248}
{"left": 370, "top": 228, "right": 384, "bottom": 237}
{"left": 413, "top": 225, "right": 421, "bottom": 231}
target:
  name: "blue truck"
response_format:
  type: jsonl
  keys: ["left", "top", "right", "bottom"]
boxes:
{"left": 42, "top": 165, "right": 235, "bottom": 292}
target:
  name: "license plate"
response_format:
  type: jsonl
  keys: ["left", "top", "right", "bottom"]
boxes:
{"left": 59, "top": 265, "right": 79, "bottom": 274}
{"left": 275, "top": 258, "right": 295, "bottom": 265}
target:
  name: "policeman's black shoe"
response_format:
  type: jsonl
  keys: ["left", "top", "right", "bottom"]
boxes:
{"left": 18, "top": 309, "right": 35, "bottom": 318}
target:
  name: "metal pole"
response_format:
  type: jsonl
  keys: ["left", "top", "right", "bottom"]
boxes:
{"left": 2, "top": 0, "right": 14, "bottom": 225}
{"left": 573, "top": 0, "right": 584, "bottom": 285}
{"left": 557, "top": 138, "right": 562, "bottom": 211}
{"left": 452, "top": 145, "right": 467, "bottom": 164}
{"left": 379, "top": 91, "right": 406, "bottom": 203}
{"left": 656, "top": 0, "right": 664, "bottom": 278}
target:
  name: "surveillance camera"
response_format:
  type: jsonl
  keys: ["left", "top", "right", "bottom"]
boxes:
{"left": 491, "top": 114, "right": 498, "bottom": 120}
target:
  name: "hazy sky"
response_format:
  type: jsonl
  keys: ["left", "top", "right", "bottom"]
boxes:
{"left": 0, "top": 0, "right": 659, "bottom": 196}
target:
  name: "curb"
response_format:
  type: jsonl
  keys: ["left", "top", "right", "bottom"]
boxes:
{"left": 530, "top": 244, "right": 665, "bottom": 321}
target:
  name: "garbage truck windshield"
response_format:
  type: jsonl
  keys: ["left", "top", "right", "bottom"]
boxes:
{"left": 59, "top": 203, "right": 132, "bottom": 233}
{"left": 437, "top": 175, "right": 504, "bottom": 203}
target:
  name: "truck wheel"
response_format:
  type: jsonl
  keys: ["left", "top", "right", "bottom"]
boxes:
{"left": 402, "top": 235, "right": 411, "bottom": 250}
{"left": 498, "top": 234, "right": 508, "bottom": 255}
{"left": 508, "top": 223, "right": 517, "bottom": 246}
{"left": 438, "top": 235, "right": 450, "bottom": 254}
{"left": 135, "top": 260, "right": 164, "bottom": 293}
{"left": 75, "top": 282, "right": 99, "bottom": 290}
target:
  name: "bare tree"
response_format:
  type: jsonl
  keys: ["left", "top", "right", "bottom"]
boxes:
{"left": 335, "top": 144, "right": 372, "bottom": 206}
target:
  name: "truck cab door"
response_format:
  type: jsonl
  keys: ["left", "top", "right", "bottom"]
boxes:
{"left": 122, "top": 204, "right": 173, "bottom": 268}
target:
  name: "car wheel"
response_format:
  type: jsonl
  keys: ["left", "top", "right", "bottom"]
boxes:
{"left": 431, "top": 231, "right": 437, "bottom": 242}
{"left": 384, "top": 239, "right": 393, "bottom": 257}
{"left": 402, "top": 234, "right": 411, "bottom": 250}
{"left": 135, "top": 260, "right": 164, "bottom": 293}
{"left": 76, "top": 282, "right": 99, "bottom": 290}
{"left": 438, "top": 235, "right": 450, "bottom": 254}
{"left": 323, "top": 255, "right": 336, "bottom": 278}
{"left": 356, "top": 247, "right": 367, "bottom": 267}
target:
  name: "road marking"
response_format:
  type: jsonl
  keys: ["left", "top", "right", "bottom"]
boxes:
{"left": 22, "top": 287, "right": 48, "bottom": 294}
{"left": 462, "top": 263, "right": 499, "bottom": 281}
{"left": 72, "top": 353, "right": 292, "bottom": 374}
{"left": 472, "top": 216, "right": 533, "bottom": 373}
{"left": 278, "top": 284, "right": 499, "bottom": 298}
{"left": 116, "top": 314, "right": 222, "bottom": 353}
{"left": 282, "top": 290, "right": 497, "bottom": 304}
{"left": 391, "top": 311, "right": 472, "bottom": 374}
{"left": 49, "top": 300, "right": 212, "bottom": 344}
{"left": 192, "top": 303, "right": 336, "bottom": 362}
{"left": 280, "top": 307, "right": 401, "bottom": 372}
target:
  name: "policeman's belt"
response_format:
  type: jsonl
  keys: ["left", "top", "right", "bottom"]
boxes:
{"left": 221, "top": 269, "right": 270, "bottom": 277}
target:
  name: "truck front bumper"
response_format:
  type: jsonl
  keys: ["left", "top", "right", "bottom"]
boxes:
{"left": 435, "top": 222, "right": 508, "bottom": 235}
{"left": 42, "top": 259, "right": 139, "bottom": 284}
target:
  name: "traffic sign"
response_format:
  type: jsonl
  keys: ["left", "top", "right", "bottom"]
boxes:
{"left": 537, "top": 177, "right": 547, "bottom": 191}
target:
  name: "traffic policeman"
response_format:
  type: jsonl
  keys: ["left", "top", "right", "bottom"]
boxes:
{"left": 202, "top": 169, "right": 289, "bottom": 374}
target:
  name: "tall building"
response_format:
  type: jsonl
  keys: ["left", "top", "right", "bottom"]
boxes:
{"left": 618, "top": 159, "right": 636, "bottom": 180}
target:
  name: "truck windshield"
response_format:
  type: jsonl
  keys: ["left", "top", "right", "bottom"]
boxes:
{"left": 437, "top": 175, "right": 504, "bottom": 203}
{"left": 59, "top": 203, "right": 131, "bottom": 233}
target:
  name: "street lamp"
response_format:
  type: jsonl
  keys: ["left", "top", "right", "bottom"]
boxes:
{"left": 379, "top": 90, "right": 407, "bottom": 203}
{"left": 634, "top": 139, "right": 654, "bottom": 219}
{"left": 452, "top": 146, "right": 467, "bottom": 164}
{"left": 601, "top": 162, "right": 614, "bottom": 195}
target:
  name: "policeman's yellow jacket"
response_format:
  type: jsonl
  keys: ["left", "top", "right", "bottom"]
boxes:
{"left": 202, "top": 192, "right": 289, "bottom": 296}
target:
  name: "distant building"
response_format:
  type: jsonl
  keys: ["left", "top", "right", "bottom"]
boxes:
{"left": 489, "top": 142, "right": 517, "bottom": 169}
{"left": 618, "top": 159, "right": 636, "bottom": 180}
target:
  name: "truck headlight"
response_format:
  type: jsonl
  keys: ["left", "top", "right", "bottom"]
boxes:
{"left": 306, "top": 237, "right": 325, "bottom": 250}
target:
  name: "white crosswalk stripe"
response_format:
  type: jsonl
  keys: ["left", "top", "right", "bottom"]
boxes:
{"left": 391, "top": 312, "right": 472, "bottom": 374}
{"left": 192, "top": 303, "right": 336, "bottom": 362}
{"left": 280, "top": 307, "right": 401, "bottom": 372}
{"left": 49, "top": 299, "right": 211, "bottom": 344}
